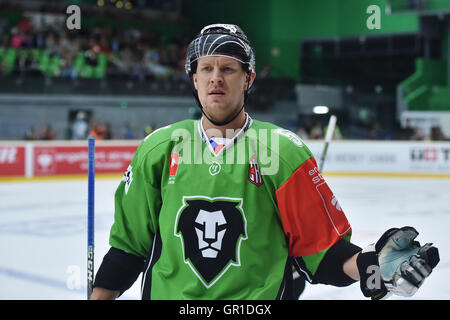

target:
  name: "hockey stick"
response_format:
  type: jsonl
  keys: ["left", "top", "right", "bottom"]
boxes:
{"left": 318, "top": 115, "right": 337, "bottom": 173}
{"left": 87, "top": 136, "right": 95, "bottom": 299}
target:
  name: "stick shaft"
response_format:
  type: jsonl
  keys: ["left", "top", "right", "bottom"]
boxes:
{"left": 87, "top": 136, "right": 95, "bottom": 299}
{"left": 319, "top": 115, "right": 337, "bottom": 173}
{"left": 324, "top": 115, "right": 337, "bottom": 143}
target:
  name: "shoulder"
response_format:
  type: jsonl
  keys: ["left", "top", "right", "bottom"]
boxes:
{"left": 134, "top": 119, "right": 196, "bottom": 164}
{"left": 250, "top": 119, "right": 314, "bottom": 170}
{"left": 141, "top": 120, "right": 195, "bottom": 148}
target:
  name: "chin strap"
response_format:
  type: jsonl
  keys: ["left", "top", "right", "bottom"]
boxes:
{"left": 190, "top": 72, "right": 252, "bottom": 127}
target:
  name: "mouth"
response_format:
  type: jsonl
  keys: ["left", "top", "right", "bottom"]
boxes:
{"left": 208, "top": 89, "right": 225, "bottom": 97}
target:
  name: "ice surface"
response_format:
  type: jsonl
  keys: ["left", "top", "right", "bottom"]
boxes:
{"left": 0, "top": 175, "right": 449, "bottom": 300}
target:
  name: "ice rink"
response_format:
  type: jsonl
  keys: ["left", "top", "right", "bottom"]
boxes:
{"left": 1, "top": 174, "right": 449, "bottom": 300}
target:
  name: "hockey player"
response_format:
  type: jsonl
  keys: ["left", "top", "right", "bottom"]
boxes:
{"left": 91, "top": 24, "right": 439, "bottom": 300}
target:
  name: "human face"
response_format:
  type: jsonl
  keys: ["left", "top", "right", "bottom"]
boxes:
{"left": 193, "top": 56, "right": 255, "bottom": 123}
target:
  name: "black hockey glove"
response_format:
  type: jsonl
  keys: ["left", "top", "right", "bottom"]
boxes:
{"left": 356, "top": 226, "right": 439, "bottom": 300}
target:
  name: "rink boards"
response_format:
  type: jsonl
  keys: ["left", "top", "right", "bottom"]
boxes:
{"left": 1, "top": 139, "right": 449, "bottom": 180}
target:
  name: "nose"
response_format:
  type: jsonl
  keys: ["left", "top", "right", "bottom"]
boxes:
{"left": 210, "top": 68, "right": 223, "bottom": 85}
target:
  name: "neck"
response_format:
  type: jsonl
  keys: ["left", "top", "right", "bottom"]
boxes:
{"left": 202, "top": 109, "right": 247, "bottom": 139}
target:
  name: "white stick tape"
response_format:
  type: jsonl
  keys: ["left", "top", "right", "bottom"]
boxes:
{"left": 325, "top": 115, "right": 337, "bottom": 143}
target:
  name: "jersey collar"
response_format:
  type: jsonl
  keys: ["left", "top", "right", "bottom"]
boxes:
{"left": 198, "top": 113, "right": 253, "bottom": 157}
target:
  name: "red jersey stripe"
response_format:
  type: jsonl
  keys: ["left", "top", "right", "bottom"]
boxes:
{"left": 276, "top": 157, "right": 352, "bottom": 257}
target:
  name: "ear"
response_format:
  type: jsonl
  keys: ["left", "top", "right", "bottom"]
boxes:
{"left": 193, "top": 73, "right": 198, "bottom": 90}
{"left": 244, "top": 71, "right": 256, "bottom": 90}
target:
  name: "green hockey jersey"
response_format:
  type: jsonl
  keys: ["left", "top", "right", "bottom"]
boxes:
{"left": 109, "top": 114, "right": 352, "bottom": 299}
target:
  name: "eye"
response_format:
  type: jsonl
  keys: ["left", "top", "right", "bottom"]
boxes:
{"left": 201, "top": 66, "right": 211, "bottom": 72}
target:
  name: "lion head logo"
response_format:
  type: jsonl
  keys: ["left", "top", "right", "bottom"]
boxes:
{"left": 174, "top": 196, "right": 247, "bottom": 288}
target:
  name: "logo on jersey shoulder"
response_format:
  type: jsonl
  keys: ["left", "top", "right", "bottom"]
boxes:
{"left": 174, "top": 196, "right": 247, "bottom": 288}
{"left": 122, "top": 165, "right": 133, "bottom": 194}
{"left": 275, "top": 128, "right": 303, "bottom": 148}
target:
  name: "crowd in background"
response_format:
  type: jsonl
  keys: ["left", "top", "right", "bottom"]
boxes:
{"left": 0, "top": 4, "right": 190, "bottom": 83}
{"left": 295, "top": 117, "right": 448, "bottom": 141}
{"left": 25, "top": 111, "right": 448, "bottom": 141}
{"left": 24, "top": 123, "right": 55, "bottom": 140}
{"left": 24, "top": 116, "right": 447, "bottom": 141}
{"left": 54, "top": 111, "right": 154, "bottom": 141}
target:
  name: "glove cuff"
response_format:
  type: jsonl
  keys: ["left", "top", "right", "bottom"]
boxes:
{"left": 356, "top": 247, "right": 389, "bottom": 300}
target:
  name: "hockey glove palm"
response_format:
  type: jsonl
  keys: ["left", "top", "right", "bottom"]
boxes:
{"left": 356, "top": 226, "right": 439, "bottom": 300}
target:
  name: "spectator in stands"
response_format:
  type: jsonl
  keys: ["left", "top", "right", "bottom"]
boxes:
{"left": 16, "top": 50, "right": 30, "bottom": 75}
{"left": 145, "top": 45, "right": 171, "bottom": 80}
{"left": 1, "top": 33, "right": 9, "bottom": 48}
{"left": 0, "top": 60, "right": 8, "bottom": 76}
{"left": 116, "top": 45, "right": 133, "bottom": 76}
{"left": 0, "top": 17, "right": 8, "bottom": 39}
{"left": 24, "top": 125, "right": 38, "bottom": 140}
{"left": 89, "top": 117, "right": 106, "bottom": 140}
{"left": 17, "top": 17, "right": 31, "bottom": 34}
{"left": 296, "top": 126, "right": 309, "bottom": 140}
{"left": 32, "top": 31, "right": 45, "bottom": 49}
{"left": 22, "top": 30, "right": 34, "bottom": 49}
{"left": 67, "top": 35, "right": 81, "bottom": 61}
{"left": 398, "top": 118, "right": 416, "bottom": 140}
{"left": 72, "top": 111, "right": 88, "bottom": 140}
{"left": 98, "top": 35, "right": 112, "bottom": 54}
{"left": 10, "top": 27, "right": 26, "bottom": 49}
{"left": 60, "top": 53, "right": 77, "bottom": 79}
{"left": 17, "top": 50, "right": 40, "bottom": 77}
{"left": 55, "top": 33, "right": 71, "bottom": 58}
{"left": 130, "top": 50, "right": 146, "bottom": 82}
{"left": 84, "top": 48, "right": 98, "bottom": 67}
{"left": 45, "top": 30, "right": 58, "bottom": 56}
{"left": 167, "top": 43, "right": 178, "bottom": 69}
{"left": 158, "top": 43, "right": 170, "bottom": 66}
{"left": 309, "top": 121, "right": 323, "bottom": 139}
{"left": 171, "top": 44, "right": 190, "bottom": 84}
{"left": 40, "top": 124, "right": 55, "bottom": 140}
{"left": 430, "top": 125, "right": 445, "bottom": 141}
{"left": 411, "top": 127, "right": 425, "bottom": 140}
{"left": 123, "top": 121, "right": 134, "bottom": 139}
{"left": 104, "top": 122, "right": 112, "bottom": 140}
{"left": 144, "top": 124, "right": 154, "bottom": 137}
{"left": 367, "top": 122, "right": 382, "bottom": 139}
{"left": 110, "top": 34, "right": 121, "bottom": 53}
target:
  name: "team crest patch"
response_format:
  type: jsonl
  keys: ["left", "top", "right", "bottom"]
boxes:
{"left": 169, "top": 153, "right": 181, "bottom": 184}
{"left": 248, "top": 155, "right": 263, "bottom": 187}
{"left": 174, "top": 196, "right": 248, "bottom": 288}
